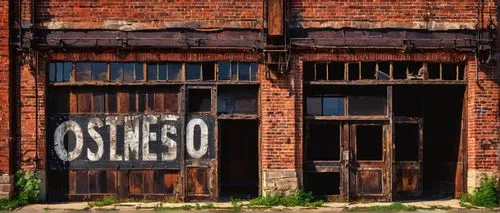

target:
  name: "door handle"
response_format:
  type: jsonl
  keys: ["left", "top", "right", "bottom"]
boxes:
{"left": 343, "top": 150, "right": 351, "bottom": 167}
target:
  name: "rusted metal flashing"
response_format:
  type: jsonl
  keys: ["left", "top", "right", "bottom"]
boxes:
{"left": 291, "top": 29, "right": 493, "bottom": 51}
{"left": 37, "top": 30, "right": 265, "bottom": 50}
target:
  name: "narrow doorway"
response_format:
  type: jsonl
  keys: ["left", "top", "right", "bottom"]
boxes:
{"left": 219, "top": 120, "right": 259, "bottom": 198}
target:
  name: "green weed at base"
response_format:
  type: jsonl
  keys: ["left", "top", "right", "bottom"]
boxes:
{"left": 88, "top": 197, "right": 119, "bottom": 207}
{"left": 345, "top": 202, "right": 418, "bottom": 212}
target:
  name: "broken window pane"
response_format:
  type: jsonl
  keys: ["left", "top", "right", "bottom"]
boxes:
{"left": 306, "top": 97, "right": 322, "bottom": 115}
{"left": 75, "top": 63, "right": 91, "bottom": 81}
{"left": 123, "top": 63, "right": 135, "bottom": 82}
{"left": 188, "top": 89, "right": 211, "bottom": 112}
{"left": 356, "top": 125, "right": 383, "bottom": 161}
{"left": 306, "top": 122, "right": 341, "bottom": 161}
{"left": 147, "top": 63, "right": 158, "bottom": 81}
{"left": 217, "top": 86, "right": 258, "bottom": 114}
{"left": 186, "top": 63, "right": 201, "bottom": 80}
{"left": 91, "top": 63, "right": 107, "bottom": 81}
{"left": 158, "top": 63, "right": 167, "bottom": 80}
{"left": 202, "top": 62, "right": 215, "bottom": 80}
{"left": 250, "top": 63, "right": 258, "bottom": 81}
{"left": 238, "top": 63, "right": 250, "bottom": 80}
{"left": 323, "top": 97, "right": 344, "bottom": 116}
{"left": 395, "top": 123, "right": 419, "bottom": 161}
{"left": 218, "top": 62, "right": 231, "bottom": 80}
{"left": 348, "top": 96, "right": 386, "bottom": 116}
{"left": 63, "top": 62, "right": 72, "bottom": 82}
{"left": 376, "top": 62, "right": 391, "bottom": 80}
{"left": 168, "top": 63, "right": 181, "bottom": 81}
{"left": 110, "top": 63, "right": 122, "bottom": 81}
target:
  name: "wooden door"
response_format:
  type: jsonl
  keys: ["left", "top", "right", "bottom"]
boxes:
{"left": 348, "top": 123, "right": 390, "bottom": 200}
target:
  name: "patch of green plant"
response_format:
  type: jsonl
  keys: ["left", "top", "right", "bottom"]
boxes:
{"left": 249, "top": 189, "right": 324, "bottom": 207}
{"left": 346, "top": 202, "right": 418, "bottom": 212}
{"left": 459, "top": 200, "right": 479, "bottom": 209}
{"left": 0, "top": 170, "right": 41, "bottom": 210}
{"left": 88, "top": 197, "right": 119, "bottom": 207}
{"left": 163, "top": 197, "right": 178, "bottom": 203}
{"left": 153, "top": 203, "right": 215, "bottom": 211}
{"left": 230, "top": 198, "right": 244, "bottom": 212}
{"left": 461, "top": 175, "right": 499, "bottom": 208}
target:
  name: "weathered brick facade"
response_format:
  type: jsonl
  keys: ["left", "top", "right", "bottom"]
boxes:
{"left": 0, "top": 0, "right": 498, "bottom": 201}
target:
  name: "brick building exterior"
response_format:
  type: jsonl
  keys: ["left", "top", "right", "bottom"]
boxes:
{"left": 0, "top": 0, "right": 498, "bottom": 201}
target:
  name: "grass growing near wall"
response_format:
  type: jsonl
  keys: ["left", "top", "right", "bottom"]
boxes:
{"left": 346, "top": 203, "right": 418, "bottom": 212}
{"left": 248, "top": 189, "right": 324, "bottom": 207}
{"left": 88, "top": 197, "right": 119, "bottom": 207}
{"left": 0, "top": 170, "right": 40, "bottom": 210}
{"left": 461, "top": 175, "right": 499, "bottom": 208}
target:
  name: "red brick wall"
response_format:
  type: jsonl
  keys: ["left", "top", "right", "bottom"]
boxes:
{"left": 0, "top": 0, "right": 11, "bottom": 175}
{"left": 290, "top": 0, "right": 496, "bottom": 30}
{"left": 466, "top": 61, "right": 499, "bottom": 172}
{"left": 35, "top": 0, "right": 264, "bottom": 30}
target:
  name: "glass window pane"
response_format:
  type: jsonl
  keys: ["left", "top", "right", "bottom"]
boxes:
{"left": 348, "top": 96, "right": 386, "bottom": 116}
{"left": 63, "top": 62, "right": 72, "bottom": 82}
{"left": 56, "top": 63, "right": 63, "bottom": 82}
{"left": 92, "top": 63, "right": 107, "bottom": 81}
{"left": 147, "top": 63, "right": 158, "bottom": 81}
{"left": 323, "top": 97, "right": 344, "bottom": 116}
{"left": 239, "top": 63, "right": 250, "bottom": 80}
{"left": 250, "top": 63, "right": 258, "bottom": 81}
{"left": 218, "top": 62, "right": 231, "bottom": 80}
{"left": 186, "top": 63, "right": 201, "bottom": 80}
{"left": 49, "top": 63, "right": 56, "bottom": 82}
{"left": 75, "top": 63, "right": 91, "bottom": 81}
{"left": 135, "top": 63, "right": 144, "bottom": 80}
{"left": 306, "top": 97, "right": 322, "bottom": 115}
{"left": 123, "top": 63, "right": 135, "bottom": 82}
{"left": 231, "top": 63, "right": 238, "bottom": 80}
{"left": 158, "top": 63, "right": 167, "bottom": 80}
{"left": 168, "top": 63, "right": 181, "bottom": 80}
{"left": 110, "top": 63, "right": 122, "bottom": 81}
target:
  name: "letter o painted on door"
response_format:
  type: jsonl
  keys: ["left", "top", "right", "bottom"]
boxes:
{"left": 186, "top": 118, "right": 209, "bottom": 159}
{"left": 54, "top": 120, "right": 84, "bottom": 161}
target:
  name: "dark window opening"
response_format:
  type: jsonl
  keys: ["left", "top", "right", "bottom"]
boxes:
{"left": 129, "top": 90, "right": 137, "bottom": 112}
{"left": 250, "top": 63, "right": 258, "bottom": 81}
{"left": 219, "top": 62, "right": 231, "bottom": 80}
{"left": 188, "top": 89, "right": 211, "bottom": 112}
{"left": 442, "top": 63, "right": 457, "bottom": 80}
{"left": 348, "top": 63, "right": 360, "bottom": 80}
{"left": 393, "top": 86, "right": 423, "bottom": 117}
{"left": 303, "top": 62, "right": 315, "bottom": 81}
{"left": 393, "top": 62, "right": 407, "bottom": 79}
{"left": 348, "top": 95, "right": 386, "bottom": 116}
{"left": 428, "top": 63, "right": 440, "bottom": 79}
{"left": 304, "top": 172, "right": 341, "bottom": 196}
{"left": 220, "top": 120, "right": 259, "bottom": 198}
{"left": 315, "top": 63, "right": 327, "bottom": 80}
{"left": 408, "top": 62, "right": 423, "bottom": 77}
{"left": 361, "top": 62, "right": 376, "bottom": 80}
{"left": 458, "top": 64, "right": 465, "bottom": 80}
{"left": 328, "top": 62, "right": 345, "bottom": 80}
{"left": 306, "top": 122, "right": 341, "bottom": 161}
{"left": 186, "top": 63, "right": 202, "bottom": 80}
{"left": 238, "top": 63, "right": 250, "bottom": 80}
{"left": 202, "top": 62, "right": 215, "bottom": 80}
{"left": 48, "top": 88, "right": 69, "bottom": 113}
{"left": 107, "top": 91, "right": 117, "bottom": 113}
{"left": 356, "top": 125, "right": 383, "bottom": 161}
{"left": 395, "top": 123, "right": 420, "bottom": 161}
{"left": 135, "top": 63, "right": 144, "bottom": 81}
{"left": 217, "top": 86, "right": 258, "bottom": 114}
